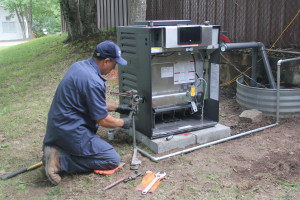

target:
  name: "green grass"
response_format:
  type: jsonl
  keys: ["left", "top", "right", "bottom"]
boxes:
{"left": 278, "top": 180, "right": 300, "bottom": 190}
{"left": 0, "top": 35, "right": 75, "bottom": 144}
{"left": 274, "top": 180, "right": 300, "bottom": 200}
{"left": 0, "top": 46, "right": 9, "bottom": 50}
{"left": 0, "top": 33, "right": 114, "bottom": 199}
{"left": 0, "top": 35, "right": 69, "bottom": 109}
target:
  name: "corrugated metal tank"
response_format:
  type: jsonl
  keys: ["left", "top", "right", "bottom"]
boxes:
{"left": 236, "top": 77, "right": 300, "bottom": 115}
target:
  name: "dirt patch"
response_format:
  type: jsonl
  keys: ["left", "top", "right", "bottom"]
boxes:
{"left": 220, "top": 87, "right": 275, "bottom": 134}
{"left": 233, "top": 150, "right": 300, "bottom": 182}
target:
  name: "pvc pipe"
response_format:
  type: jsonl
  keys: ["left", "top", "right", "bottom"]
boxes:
{"left": 277, "top": 61, "right": 280, "bottom": 123}
{"left": 220, "top": 42, "right": 276, "bottom": 89}
{"left": 251, "top": 49, "right": 258, "bottom": 87}
{"left": 220, "top": 42, "right": 261, "bottom": 51}
{"left": 260, "top": 43, "right": 276, "bottom": 89}
{"left": 277, "top": 57, "right": 300, "bottom": 123}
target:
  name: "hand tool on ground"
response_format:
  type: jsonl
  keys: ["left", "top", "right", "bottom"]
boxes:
{"left": 1, "top": 161, "right": 43, "bottom": 180}
{"left": 102, "top": 171, "right": 142, "bottom": 191}
{"left": 141, "top": 172, "right": 166, "bottom": 195}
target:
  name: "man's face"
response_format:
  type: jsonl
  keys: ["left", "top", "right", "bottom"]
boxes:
{"left": 101, "top": 59, "right": 117, "bottom": 75}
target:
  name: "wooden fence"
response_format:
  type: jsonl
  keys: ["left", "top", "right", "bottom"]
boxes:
{"left": 61, "top": 0, "right": 300, "bottom": 48}
{"left": 146, "top": 0, "right": 300, "bottom": 48}
{"left": 97, "top": 0, "right": 128, "bottom": 30}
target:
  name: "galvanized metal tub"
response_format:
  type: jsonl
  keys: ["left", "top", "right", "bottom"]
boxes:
{"left": 236, "top": 77, "right": 300, "bottom": 115}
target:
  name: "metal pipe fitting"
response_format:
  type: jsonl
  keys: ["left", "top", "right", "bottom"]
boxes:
{"left": 220, "top": 42, "right": 276, "bottom": 89}
{"left": 276, "top": 57, "right": 300, "bottom": 123}
{"left": 220, "top": 42, "right": 261, "bottom": 52}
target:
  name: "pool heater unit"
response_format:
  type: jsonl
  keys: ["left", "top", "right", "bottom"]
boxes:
{"left": 117, "top": 20, "right": 221, "bottom": 139}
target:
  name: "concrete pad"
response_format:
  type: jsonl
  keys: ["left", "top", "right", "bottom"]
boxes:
{"left": 151, "top": 133, "right": 196, "bottom": 154}
{"left": 193, "top": 124, "right": 231, "bottom": 144}
{"left": 127, "top": 123, "right": 231, "bottom": 154}
{"left": 127, "top": 130, "right": 196, "bottom": 154}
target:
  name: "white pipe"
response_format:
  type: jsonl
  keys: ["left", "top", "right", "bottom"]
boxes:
{"left": 277, "top": 57, "right": 300, "bottom": 123}
{"left": 137, "top": 123, "right": 278, "bottom": 162}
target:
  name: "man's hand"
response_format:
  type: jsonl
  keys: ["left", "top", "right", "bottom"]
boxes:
{"left": 122, "top": 118, "right": 133, "bottom": 129}
{"left": 116, "top": 104, "right": 133, "bottom": 115}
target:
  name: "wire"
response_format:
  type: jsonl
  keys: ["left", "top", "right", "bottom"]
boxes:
{"left": 196, "top": 77, "right": 207, "bottom": 120}
{"left": 271, "top": 9, "right": 300, "bottom": 49}
{"left": 219, "top": 67, "right": 251, "bottom": 87}
{"left": 220, "top": 53, "right": 266, "bottom": 87}
{"left": 220, "top": 9, "right": 300, "bottom": 87}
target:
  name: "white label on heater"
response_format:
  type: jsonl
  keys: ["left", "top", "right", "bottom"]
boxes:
{"left": 210, "top": 63, "right": 219, "bottom": 101}
{"left": 161, "top": 66, "right": 174, "bottom": 78}
{"left": 174, "top": 61, "right": 195, "bottom": 84}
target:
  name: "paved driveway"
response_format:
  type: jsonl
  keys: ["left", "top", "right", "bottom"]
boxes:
{"left": 0, "top": 40, "right": 28, "bottom": 47}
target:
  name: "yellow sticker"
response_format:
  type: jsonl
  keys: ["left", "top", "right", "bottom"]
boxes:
{"left": 191, "top": 86, "right": 195, "bottom": 97}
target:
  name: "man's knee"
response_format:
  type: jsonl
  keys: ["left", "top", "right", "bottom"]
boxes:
{"left": 109, "top": 149, "right": 120, "bottom": 166}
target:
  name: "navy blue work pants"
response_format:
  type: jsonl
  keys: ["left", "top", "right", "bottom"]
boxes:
{"left": 59, "top": 148, "right": 120, "bottom": 174}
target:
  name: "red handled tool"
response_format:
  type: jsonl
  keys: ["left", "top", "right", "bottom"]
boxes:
{"left": 102, "top": 171, "right": 142, "bottom": 191}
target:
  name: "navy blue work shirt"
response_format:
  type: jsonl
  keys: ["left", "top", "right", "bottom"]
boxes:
{"left": 43, "top": 58, "right": 113, "bottom": 156}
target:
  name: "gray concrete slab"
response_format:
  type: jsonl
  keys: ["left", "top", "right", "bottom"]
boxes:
{"left": 127, "top": 123, "right": 231, "bottom": 154}
{"left": 127, "top": 129, "right": 196, "bottom": 154}
{"left": 193, "top": 124, "right": 231, "bottom": 144}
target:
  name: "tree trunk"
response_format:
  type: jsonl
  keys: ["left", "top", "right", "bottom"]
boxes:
{"left": 128, "top": 0, "right": 147, "bottom": 25}
{"left": 26, "top": 20, "right": 33, "bottom": 39}
{"left": 60, "top": 0, "right": 98, "bottom": 41}
{"left": 14, "top": 5, "right": 27, "bottom": 39}
{"left": 79, "top": 0, "right": 98, "bottom": 36}
{"left": 27, "top": 0, "right": 33, "bottom": 39}
{"left": 14, "top": 1, "right": 33, "bottom": 39}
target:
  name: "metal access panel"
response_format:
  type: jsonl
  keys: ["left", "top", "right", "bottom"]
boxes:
{"left": 117, "top": 20, "right": 221, "bottom": 139}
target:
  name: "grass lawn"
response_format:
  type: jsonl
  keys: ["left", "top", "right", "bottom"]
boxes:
{"left": 0, "top": 46, "right": 9, "bottom": 50}
{"left": 0, "top": 33, "right": 120, "bottom": 199}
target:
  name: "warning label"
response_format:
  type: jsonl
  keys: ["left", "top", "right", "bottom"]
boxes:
{"left": 173, "top": 61, "right": 195, "bottom": 85}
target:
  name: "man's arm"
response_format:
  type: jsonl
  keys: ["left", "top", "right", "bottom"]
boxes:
{"left": 107, "top": 103, "right": 133, "bottom": 114}
{"left": 106, "top": 103, "right": 118, "bottom": 112}
{"left": 97, "top": 115, "right": 124, "bottom": 128}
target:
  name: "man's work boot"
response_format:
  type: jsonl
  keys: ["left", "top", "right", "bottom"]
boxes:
{"left": 43, "top": 146, "right": 61, "bottom": 185}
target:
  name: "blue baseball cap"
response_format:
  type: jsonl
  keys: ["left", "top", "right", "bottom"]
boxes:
{"left": 94, "top": 40, "right": 127, "bottom": 66}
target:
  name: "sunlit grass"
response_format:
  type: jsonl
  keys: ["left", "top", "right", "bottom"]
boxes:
{"left": 0, "top": 32, "right": 120, "bottom": 199}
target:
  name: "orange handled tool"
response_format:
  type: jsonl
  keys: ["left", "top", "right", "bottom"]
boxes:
{"left": 94, "top": 162, "right": 125, "bottom": 175}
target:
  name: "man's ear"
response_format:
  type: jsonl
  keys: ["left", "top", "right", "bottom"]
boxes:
{"left": 104, "top": 58, "right": 111, "bottom": 63}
